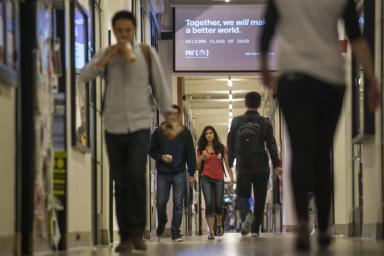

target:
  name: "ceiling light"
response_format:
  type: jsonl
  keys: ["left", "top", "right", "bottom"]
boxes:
{"left": 229, "top": 111, "right": 233, "bottom": 117}
{"left": 227, "top": 76, "right": 232, "bottom": 87}
{"left": 229, "top": 103, "right": 233, "bottom": 110}
{"left": 228, "top": 94, "right": 233, "bottom": 101}
{"left": 225, "top": 0, "right": 230, "bottom": 2}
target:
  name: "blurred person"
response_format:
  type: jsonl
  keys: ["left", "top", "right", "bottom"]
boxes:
{"left": 260, "top": 0, "right": 380, "bottom": 251}
{"left": 79, "top": 10, "right": 171, "bottom": 253}
{"left": 149, "top": 104, "right": 196, "bottom": 242}
{"left": 227, "top": 92, "right": 282, "bottom": 238}
{"left": 196, "top": 126, "right": 235, "bottom": 240}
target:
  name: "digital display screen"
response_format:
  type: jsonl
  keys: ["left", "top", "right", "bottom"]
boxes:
{"left": 174, "top": 6, "right": 277, "bottom": 72}
{"left": 74, "top": 7, "right": 86, "bottom": 71}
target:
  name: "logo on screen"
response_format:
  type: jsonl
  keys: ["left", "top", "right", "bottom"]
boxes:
{"left": 185, "top": 49, "right": 209, "bottom": 58}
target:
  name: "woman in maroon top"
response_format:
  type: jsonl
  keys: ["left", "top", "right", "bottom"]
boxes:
{"left": 197, "top": 126, "right": 234, "bottom": 239}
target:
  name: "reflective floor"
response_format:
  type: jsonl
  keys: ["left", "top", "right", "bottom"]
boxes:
{"left": 54, "top": 233, "right": 384, "bottom": 256}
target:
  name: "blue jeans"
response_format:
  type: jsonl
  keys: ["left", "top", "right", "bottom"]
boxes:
{"left": 105, "top": 130, "right": 150, "bottom": 240}
{"left": 157, "top": 171, "right": 186, "bottom": 234}
{"left": 200, "top": 176, "right": 224, "bottom": 217}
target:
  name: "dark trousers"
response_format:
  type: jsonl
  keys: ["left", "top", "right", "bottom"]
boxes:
{"left": 157, "top": 171, "right": 186, "bottom": 234}
{"left": 277, "top": 73, "right": 345, "bottom": 232}
{"left": 237, "top": 172, "right": 270, "bottom": 233}
{"left": 200, "top": 176, "right": 224, "bottom": 216}
{"left": 105, "top": 130, "right": 150, "bottom": 241}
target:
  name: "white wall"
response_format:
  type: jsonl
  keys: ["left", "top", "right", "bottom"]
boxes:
{"left": 0, "top": 84, "right": 16, "bottom": 244}
{"left": 361, "top": 0, "right": 383, "bottom": 238}
{"left": 65, "top": 0, "right": 93, "bottom": 246}
{"left": 333, "top": 49, "right": 353, "bottom": 235}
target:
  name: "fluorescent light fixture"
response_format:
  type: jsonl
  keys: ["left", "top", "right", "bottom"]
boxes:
{"left": 229, "top": 111, "right": 233, "bottom": 117}
{"left": 228, "top": 94, "right": 233, "bottom": 101}
{"left": 227, "top": 77, "right": 233, "bottom": 87}
{"left": 225, "top": 0, "right": 230, "bottom": 3}
{"left": 229, "top": 103, "right": 233, "bottom": 110}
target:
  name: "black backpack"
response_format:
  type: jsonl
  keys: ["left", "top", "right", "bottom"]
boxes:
{"left": 235, "top": 116, "right": 264, "bottom": 168}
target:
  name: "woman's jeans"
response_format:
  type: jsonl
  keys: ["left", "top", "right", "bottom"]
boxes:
{"left": 200, "top": 176, "right": 224, "bottom": 217}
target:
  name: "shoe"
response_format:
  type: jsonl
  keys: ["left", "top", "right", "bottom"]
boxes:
{"left": 241, "top": 213, "right": 255, "bottom": 235}
{"left": 156, "top": 222, "right": 166, "bottom": 237}
{"left": 172, "top": 233, "right": 184, "bottom": 242}
{"left": 216, "top": 225, "right": 224, "bottom": 237}
{"left": 295, "top": 231, "right": 310, "bottom": 252}
{"left": 132, "top": 237, "right": 147, "bottom": 251}
{"left": 318, "top": 232, "right": 332, "bottom": 250}
{"left": 251, "top": 232, "right": 260, "bottom": 237}
{"left": 208, "top": 233, "right": 215, "bottom": 240}
{"left": 115, "top": 240, "right": 133, "bottom": 253}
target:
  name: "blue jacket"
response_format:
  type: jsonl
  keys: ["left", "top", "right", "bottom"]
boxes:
{"left": 149, "top": 125, "right": 196, "bottom": 176}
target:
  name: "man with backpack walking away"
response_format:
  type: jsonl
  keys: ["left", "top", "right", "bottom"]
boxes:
{"left": 227, "top": 91, "right": 281, "bottom": 237}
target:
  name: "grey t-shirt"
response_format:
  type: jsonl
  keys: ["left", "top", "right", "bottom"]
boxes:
{"left": 261, "top": 0, "right": 362, "bottom": 85}
{"left": 79, "top": 43, "right": 171, "bottom": 134}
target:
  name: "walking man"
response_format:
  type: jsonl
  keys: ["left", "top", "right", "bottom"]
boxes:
{"left": 149, "top": 105, "right": 196, "bottom": 242}
{"left": 79, "top": 11, "right": 171, "bottom": 252}
{"left": 227, "top": 92, "right": 281, "bottom": 237}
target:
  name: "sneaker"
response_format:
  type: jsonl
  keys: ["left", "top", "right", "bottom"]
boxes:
{"left": 251, "top": 232, "right": 260, "bottom": 237}
{"left": 241, "top": 213, "right": 255, "bottom": 235}
{"left": 318, "top": 232, "right": 332, "bottom": 250}
{"left": 132, "top": 237, "right": 147, "bottom": 251}
{"left": 172, "top": 233, "right": 184, "bottom": 242}
{"left": 208, "top": 233, "right": 215, "bottom": 240}
{"left": 115, "top": 240, "right": 133, "bottom": 253}
{"left": 295, "top": 231, "right": 310, "bottom": 252}
{"left": 156, "top": 223, "right": 166, "bottom": 237}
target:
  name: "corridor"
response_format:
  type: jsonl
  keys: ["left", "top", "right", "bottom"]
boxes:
{"left": 55, "top": 233, "right": 384, "bottom": 256}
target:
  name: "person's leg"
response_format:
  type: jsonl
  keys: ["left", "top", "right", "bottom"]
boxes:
{"left": 313, "top": 84, "right": 345, "bottom": 247}
{"left": 236, "top": 173, "right": 254, "bottom": 235}
{"left": 252, "top": 172, "right": 270, "bottom": 235}
{"left": 200, "top": 177, "right": 215, "bottom": 238}
{"left": 213, "top": 179, "right": 225, "bottom": 236}
{"left": 171, "top": 171, "right": 186, "bottom": 239}
{"left": 277, "top": 76, "right": 317, "bottom": 226}
{"left": 156, "top": 174, "right": 171, "bottom": 237}
{"left": 277, "top": 74, "right": 319, "bottom": 250}
{"left": 124, "top": 129, "right": 150, "bottom": 250}
{"left": 105, "top": 132, "right": 130, "bottom": 241}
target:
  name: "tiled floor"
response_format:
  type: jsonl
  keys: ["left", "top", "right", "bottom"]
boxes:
{"left": 56, "top": 233, "right": 384, "bottom": 256}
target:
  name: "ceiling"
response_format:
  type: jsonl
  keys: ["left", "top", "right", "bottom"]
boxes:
{"left": 183, "top": 75, "right": 274, "bottom": 143}
{"left": 170, "top": 0, "right": 266, "bottom": 5}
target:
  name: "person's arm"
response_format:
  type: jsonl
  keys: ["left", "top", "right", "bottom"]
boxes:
{"left": 343, "top": 0, "right": 380, "bottom": 111}
{"left": 149, "top": 47, "right": 172, "bottom": 114}
{"left": 78, "top": 45, "right": 120, "bottom": 83}
{"left": 148, "top": 129, "right": 162, "bottom": 162}
{"left": 265, "top": 120, "right": 280, "bottom": 169}
{"left": 223, "top": 147, "right": 235, "bottom": 186}
{"left": 260, "top": 0, "right": 279, "bottom": 89}
{"left": 185, "top": 129, "right": 196, "bottom": 177}
{"left": 227, "top": 117, "right": 239, "bottom": 168}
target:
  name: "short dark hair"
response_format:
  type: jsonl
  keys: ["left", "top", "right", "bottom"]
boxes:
{"left": 112, "top": 10, "right": 136, "bottom": 28}
{"left": 172, "top": 104, "right": 181, "bottom": 114}
{"left": 245, "top": 91, "right": 261, "bottom": 109}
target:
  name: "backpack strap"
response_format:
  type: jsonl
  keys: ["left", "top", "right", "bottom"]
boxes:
{"left": 141, "top": 44, "right": 159, "bottom": 110}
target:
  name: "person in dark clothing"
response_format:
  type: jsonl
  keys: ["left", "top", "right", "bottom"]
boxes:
{"left": 149, "top": 105, "right": 196, "bottom": 242}
{"left": 260, "top": 0, "right": 380, "bottom": 251}
{"left": 227, "top": 92, "right": 281, "bottom": 237}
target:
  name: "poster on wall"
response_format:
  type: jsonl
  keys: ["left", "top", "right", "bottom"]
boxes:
{"left": 5, "top": 0, "right": 14, "bottom": 68}
{"left": 71, "top": 0, "right": 90, "bottom": 151}
{"left": 0, "top": 2, "right": 4, "bottom": 64}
